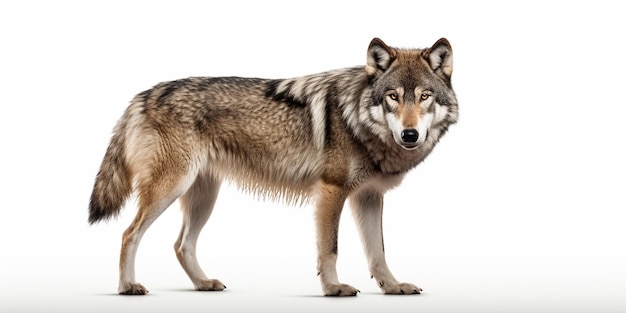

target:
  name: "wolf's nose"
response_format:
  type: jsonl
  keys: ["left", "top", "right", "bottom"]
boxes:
{"left": 401, "top": 129, "right": 419, "bottom": 143}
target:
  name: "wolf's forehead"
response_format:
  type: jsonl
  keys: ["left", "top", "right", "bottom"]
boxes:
{"left": 387, "top": 54, "right": 435, "bottom": 90}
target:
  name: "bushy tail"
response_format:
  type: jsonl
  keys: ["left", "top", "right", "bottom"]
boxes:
{"left": 88, "top": 124, "right": 133, "bottom": 224}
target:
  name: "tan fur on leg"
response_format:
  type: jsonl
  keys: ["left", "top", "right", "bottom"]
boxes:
{"left": 315, "top": 182, "right": 360, "bottom": 296}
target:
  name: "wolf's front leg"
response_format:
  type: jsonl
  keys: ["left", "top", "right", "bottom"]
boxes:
{"left": 350, "top": 189, "right": 422, "bottom": 295}
{"left": 315, "top": 183, "right": 360, "bottom": 296}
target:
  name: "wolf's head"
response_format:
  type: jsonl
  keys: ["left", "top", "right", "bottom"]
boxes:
{"left": 365, "top": 38, "right": 458, "bottom": 150}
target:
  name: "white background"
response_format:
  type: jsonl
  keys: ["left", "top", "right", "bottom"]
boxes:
{"left": 1, "top": 1, "right": 624, "bottom": 312}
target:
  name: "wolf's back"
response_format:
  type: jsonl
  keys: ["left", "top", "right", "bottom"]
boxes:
{"left": 88, "top": 107, "right": 134, "bottom": 224}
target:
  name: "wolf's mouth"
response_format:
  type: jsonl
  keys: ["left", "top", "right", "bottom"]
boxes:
{"left": 400, "top": 142, "right": 420, "bottom": 150}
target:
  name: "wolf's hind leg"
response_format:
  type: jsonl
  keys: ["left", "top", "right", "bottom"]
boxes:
{"left": 118, "top": 179, "right": 183, "bottom": 295}
{"left": 350, "top": 189, "right": 421, "bottom": 295}
{"left": 174, "top": 173, "right": 226, "bottom": 291}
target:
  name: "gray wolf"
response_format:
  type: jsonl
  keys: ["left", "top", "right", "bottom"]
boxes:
{"left": 88, "top": 38, "right": 458, "bottom": 296}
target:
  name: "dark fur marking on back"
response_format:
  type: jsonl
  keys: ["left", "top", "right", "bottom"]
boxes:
{"left": 323, "top": 88, "right": 338, "bottom": 147}
{"left": 265, "top": 79, "right": 307, "bottom": 107}
{"left": 155, "top": 79, "right": 186, "bottom": 104}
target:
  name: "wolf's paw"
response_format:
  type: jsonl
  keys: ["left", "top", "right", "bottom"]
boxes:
{"left": 118, "top": 282, "right": 149, "bottom": 295}
{"left": 323, "top": 283, "right": 360, "bottom": 296}
{"left": 381, "top": 281, "right": 422, "bottom": 295}
{"left": 195, "top": 279, "right": 226, "bottom": 291}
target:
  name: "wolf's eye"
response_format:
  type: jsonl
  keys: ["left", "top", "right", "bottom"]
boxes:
{"left": 389, "top": 93, "right": 398, "bottom": 101}
{"left": 420, "top": 93, "right": 430, "bottom": 101}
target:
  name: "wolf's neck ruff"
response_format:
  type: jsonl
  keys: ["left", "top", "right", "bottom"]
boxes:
{"left": 266, "top": 68, "right": 368, "bottom": 149}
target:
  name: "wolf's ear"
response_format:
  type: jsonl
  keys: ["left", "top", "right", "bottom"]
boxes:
{"left": 366, "top": 38, "right": 397, "bottom": 76}
{"left": 423, "top": 38, "right": 453, "bottom": 82}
